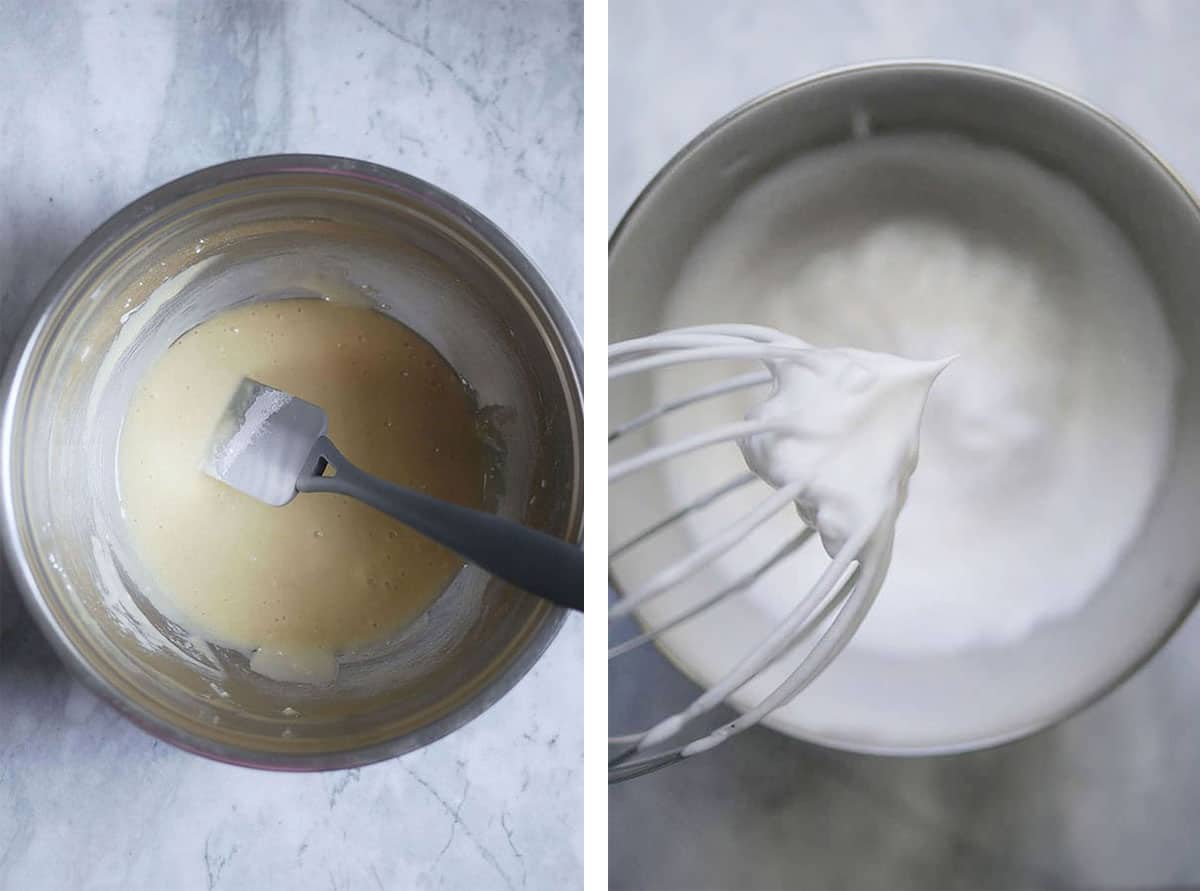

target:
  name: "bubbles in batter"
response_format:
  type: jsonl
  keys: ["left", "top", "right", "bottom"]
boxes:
{"left": 118, "top": 299, "right": 485, "bottom": 683}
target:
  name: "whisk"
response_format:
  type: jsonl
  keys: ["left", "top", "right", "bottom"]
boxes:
{"left": 608, "top": 324, "right": 902, "bottom": 782}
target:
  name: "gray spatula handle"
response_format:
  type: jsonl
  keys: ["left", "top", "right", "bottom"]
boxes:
{"left": 296, "top": 436, "right": 583, "bottom": 611}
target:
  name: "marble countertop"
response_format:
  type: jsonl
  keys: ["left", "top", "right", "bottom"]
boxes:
{"left": 0, "top": 2, "right": 581, "bottom": 889}
{"left": 611, "top": 2, "right": 1200, "bottom": 889}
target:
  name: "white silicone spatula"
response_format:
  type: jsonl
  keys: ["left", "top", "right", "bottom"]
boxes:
{"left": 204, "top": 377, "right": 583, "bottom": 611}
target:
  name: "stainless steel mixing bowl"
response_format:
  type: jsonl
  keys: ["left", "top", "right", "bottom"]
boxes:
{"left": 610, "top": 62, "right": 1200, "bottom": 753}
{"left": 1, "top": 155, "right": 582, "bottom": 769}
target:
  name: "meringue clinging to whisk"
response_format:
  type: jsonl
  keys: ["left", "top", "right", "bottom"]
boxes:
{"left": 740, "top": 337, "right": 952, "bottom": 559}
{"left": 608, "top": 324, "right": 948, "bottom": 778}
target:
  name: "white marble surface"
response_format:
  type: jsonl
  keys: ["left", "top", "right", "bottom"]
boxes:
{"left": 611, "top": 1, "right": 1200, "bottom": 889}
{"left": 0, "top": 1, "right": 581, "bottom": 889}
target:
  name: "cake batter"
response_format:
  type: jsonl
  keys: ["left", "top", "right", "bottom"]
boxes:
{"left": 119, "top": 298, "right": 485, "bottom": 682}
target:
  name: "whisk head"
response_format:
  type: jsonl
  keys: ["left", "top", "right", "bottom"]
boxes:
{"left": 608, "top": 324, "right": 912, "bottom": 782}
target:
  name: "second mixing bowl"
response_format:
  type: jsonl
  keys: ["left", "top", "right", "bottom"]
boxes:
{"left": 610, "top": 62, "right": 1200, "bottom": 754}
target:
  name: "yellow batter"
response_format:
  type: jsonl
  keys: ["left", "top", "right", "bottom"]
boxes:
{"left": 118, "top": 299, "right": 485, "bottom": 683}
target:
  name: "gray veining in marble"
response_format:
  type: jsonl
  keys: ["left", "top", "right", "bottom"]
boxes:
{"left": 0, "top": 1, "right": 581, "bottom": 889}
{"left": 610, "top": 1, "right": 1200, "bottom": 889}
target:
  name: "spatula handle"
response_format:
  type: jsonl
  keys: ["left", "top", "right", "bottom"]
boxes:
{"left": 297, "top": 437, "right": 583, "bottom": 611}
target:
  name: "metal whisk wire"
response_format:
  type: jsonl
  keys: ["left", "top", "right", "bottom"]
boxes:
{"left": 608, "top": 325, "right": 897, "bottom": 782}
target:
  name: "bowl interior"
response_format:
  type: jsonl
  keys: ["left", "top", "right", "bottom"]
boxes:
{"left": 5, "top": 161, "right": 582, "bottom": 766}
{"left": 609, "top": 64, "right": 1200, "bottom": 753}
